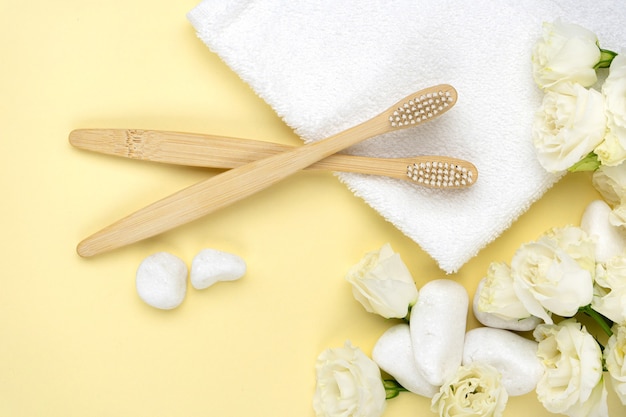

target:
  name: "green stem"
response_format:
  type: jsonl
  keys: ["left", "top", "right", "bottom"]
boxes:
{"left": 568, "top": 152, "right": 600, "bottom": 172}
{"left": 594, "top": 48, "right": 618, "bottom": 69}
{"left": 383, "top": 379, "right": 408, "bottom": 400}
{"left": 402, "top": 303, "right": 413, "bottom": 323}
{"left": 579, "top": 305, "right": 614, "bottom": 337}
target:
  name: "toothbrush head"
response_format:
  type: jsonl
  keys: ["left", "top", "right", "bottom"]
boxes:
{"left": 388, "top": 85, "right": 457, "bottom": 128}
{"left": 407, "top": 159, "right": 477, "bottom": 189}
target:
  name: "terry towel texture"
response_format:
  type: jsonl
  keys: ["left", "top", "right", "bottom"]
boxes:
{"left": 188, "top": 0, "right": 626, "bottom": 273}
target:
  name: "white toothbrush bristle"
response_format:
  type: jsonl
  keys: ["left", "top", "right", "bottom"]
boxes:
{"left": 388, "top": 88, "right": 455, "bottom": 128}
{"left": 406, "top": 160, "right": 475, "bottom": 188}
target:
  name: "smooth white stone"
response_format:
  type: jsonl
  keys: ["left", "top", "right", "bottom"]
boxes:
{"left": 190, "top": 249, "right": 246, "bottom": 290}
{"left": 581, "top": 199, "right": 626, "bottom": 263}
{"left": 372, "top": 324, "right": 439, "bottom": 397}
{"left": 463, "top": 327, "right": 543, "bottom": 396}
{"left": 136, "top": 252, "right": 187, "bottom": 309}
{"left": 410, "top": 279, "right": 468, "bottom": 386}
{"left": 473, "top": 278, "right": 542, "bottom": 331}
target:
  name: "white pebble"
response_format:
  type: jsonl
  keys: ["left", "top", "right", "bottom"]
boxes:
{"left": 581, "top": 199, "right": 626, "bottom": 263}
{"left": 136, "top": 252, "right": 187, "bottom": 309}
{"left": 473, "top": 278, "right": 542, "bottom": 331}
{"left": 372, "top": 324, "right": 438, "bottom": 397}
{"left": 463, "top": 327, "right": 543, "bottom": 396}
{"left": 410, "top": 279, "right": 468, "bottom": 386}
{"left": 190, "top": 249, "right": 246, "bottom": 290}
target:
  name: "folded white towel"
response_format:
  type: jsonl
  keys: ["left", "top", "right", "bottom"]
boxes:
{"left": 188, "top": 0, "right": 625, "bottom": 273}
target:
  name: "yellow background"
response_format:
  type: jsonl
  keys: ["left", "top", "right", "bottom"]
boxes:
{"left": 0, "top": 1, "right": 623, "bottom": 416}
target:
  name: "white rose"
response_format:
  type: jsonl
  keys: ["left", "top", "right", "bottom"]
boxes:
{"left": 592, "top": 255, "right": 626, "bottom": 323}
{"left": 604, "top": 324, "right": 626, "bottom": 405}
{"left": 511, "top": 228, "right": 594, "bottom": 324}
{"left": 532, "top": 84, "right": 606, "bottom": 172}
{"left": 593, "top": 165, "right": 626, "bottom": 228}
{"left": 476, "top": 262, "right": 534, "bottom": 321}
{"left": 593, "top": 163, "right": 626, "bottom": 205}
{"left": 609, "top": 202, "right": 626, "bottom": 228}
{"left": 603, "top": 53, "right": 626, "bottom": 149}
{"left": 534, "top": 319, "right": 608, "bottom": 417}
{"left": 595, "top": 129, "right": 626, "bottom": 166}
{"left": 313, "top": 341, "right": 386, "bottom": 417}
{"left": 430, "top": 362, "right": 508, "bottom": 417}
{"left": 531, "top": 20, "right": 601, "bottom": 93}
{"left": 580, "top": 199, "right": 626, "bottom": 262}
{"left": 345, "top": 243, "right": 418, "bottom": 319}
{"left": 543, "top": 226, "right": 596, "bottom": 275}
{"left": 473, "top": 278, "right": 542, "bottom": 331}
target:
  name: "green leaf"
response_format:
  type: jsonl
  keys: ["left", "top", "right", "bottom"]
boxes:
{"left": 594, "top": 48, "right": 618, "bottom": 69}
{"left": 578, "top": 304, "right": 614, "bottom": 337}
{"left": 568, "top": 152, "right": 601, "bottom": 172}
{"left": 383, "top": 379, "right": 408, "bottom": 400}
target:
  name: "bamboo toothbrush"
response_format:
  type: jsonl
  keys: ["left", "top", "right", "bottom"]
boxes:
{"left": 77, "top": 84, "right": 459, "bottom": 257}
{"left": 69, "top": 128, "right": 477, "bottom": 188}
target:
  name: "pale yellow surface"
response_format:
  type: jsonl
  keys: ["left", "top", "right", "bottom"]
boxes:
{"left": 0, "top": 1, "right": 623, "bottom": 416}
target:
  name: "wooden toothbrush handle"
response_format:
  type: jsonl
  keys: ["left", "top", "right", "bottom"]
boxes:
{"left": 77, "top": 117, "right": 388, "bottom": 257}
{"left": 69, "top": 129, "right": 294, "bottom": 169}
{"left": 69, "top": 128, "right": 409, "bottom": 179}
